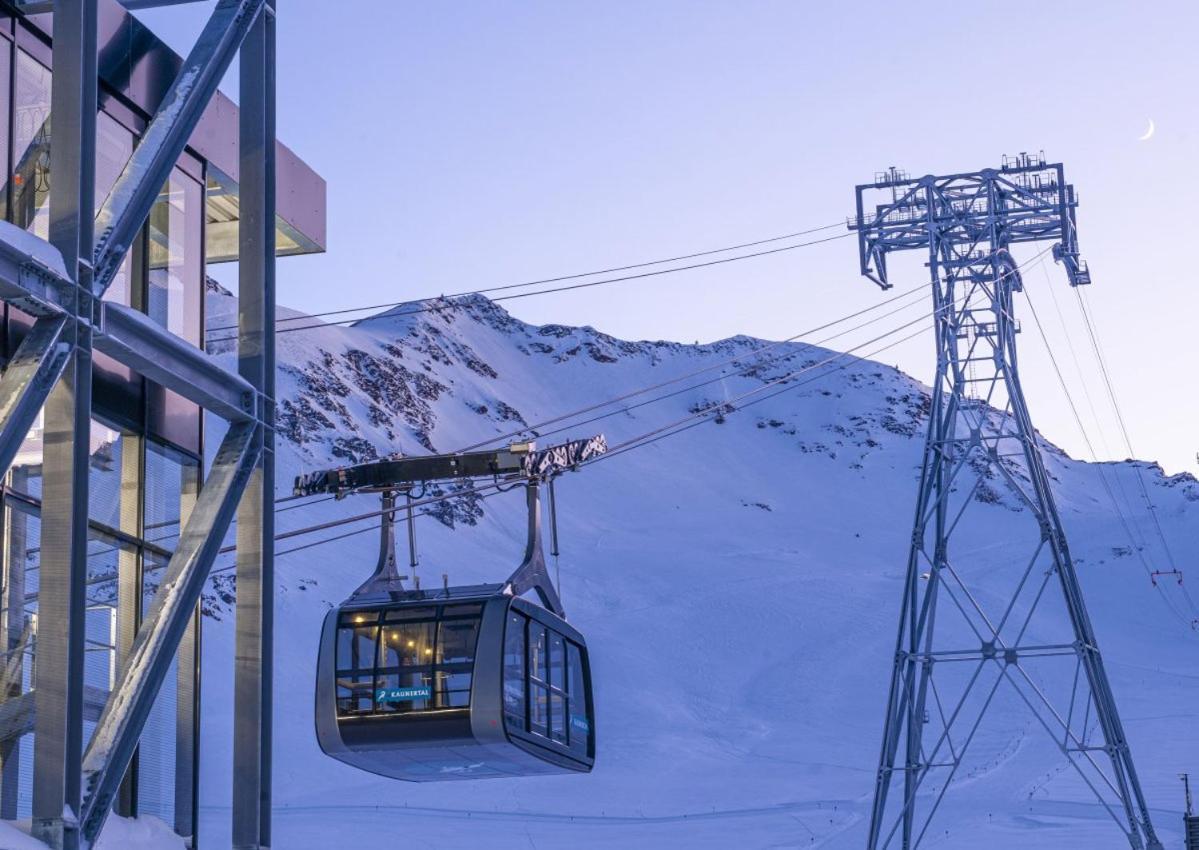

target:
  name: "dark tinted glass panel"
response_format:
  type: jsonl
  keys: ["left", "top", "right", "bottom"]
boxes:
{"left": 339, "top": 611, "right": 379, "bottom": 626}
{"left": 0, "top": 39, "right": 11, "bottom": 219}
{"left": 549, "top": 632, "right": 565, "bottom": 690}
{"left": 384, "top": 607, "right": 436, "bottom": 622}
{"left": 336, "top": 675, "right": 375, "bottom": 715}
{"left": 335, "top": 625, "right": 378, "bottom": 674}
{"left": 146, "top": 384, "right": 200, "bottom": 456}
{"left": 529, "top": 625, "right": 548, "bottom": 685}
{"left": 436, "top": 618, "right": 478, "bottom": 707}
{"left": 550, "top": 693, "right": 567, "bottom": 744}
{"left": 437, "top": 618, "right": 479, "bottom": 665}
{"left": 503, "top": 612, "right": 526, "bottom": 730}
{"left": 436, "top": 669, "right": 472, "bottom": 708}
{"left": 339, "top": 606, "right": 481, "bottom": 717}
{"left": 530, "top": 684, "right": 549, "bottom": 737}
{"left": 379, "top": 621, "right": 434, "bottom": 668}
{"left": 567, "top": 642, "right": 590, "bottom": 753}
{"left": 441, "top": 604, "right": 483, "bottom": 618}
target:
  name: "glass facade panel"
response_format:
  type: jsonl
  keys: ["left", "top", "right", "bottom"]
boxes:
{"left": 0, "top": 38, "right": 11, "bottom": 220}
{"left": 139, "top": 550, "right": 177, "bottom": 826}
{"left": 143, "top": 440, "right": 199, "bottom": 552}
{"left": 87, "top": 420, "right": 131, "bottom": 534}
{"left": 4, "top": 53, "right": 204, "bottom": 456}
{"left": 148, "top": 168, "right": 203, "bottom": 346}
{"left": 11, "top": 49, "right": 50, "bottom": 239}
{"left": 9, "top": 410, "right": 43, "bottom": 501}
{"left": 95, "top": 112, "right": 134, "bottom": 305}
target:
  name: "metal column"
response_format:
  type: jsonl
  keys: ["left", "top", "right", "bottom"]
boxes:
{"left": 32, "top": 2, "right": 97, "bottom": 847}
{"left": 175, "top": 461, "right": 201, "bottom": 843}
{"left": 0, "top": 470, "right": 29, "bottom": 819}
{"left": 233, "top": 3, "right": 275, "bottom": 846}
{"left": 115, "top": 433, "right": 143, "bottom": 818}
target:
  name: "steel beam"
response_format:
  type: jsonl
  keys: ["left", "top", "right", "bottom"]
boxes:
{"left": 95, "top": 302, "right": 257, "bottom": 423}
{"left": 16, "top": 0, "right": 211, "bottom": 9}
{"left": 78, "top": 421, "right": 260, "bottom": 845}
{"left": 233, "top": 6, "right": 275, "bottom": 846}
{"left": 32, "top": 2, "right": 98, "bottom": 846}
{"left": 120, "top": 0, "right": 211, "bottom": 7}
{"left": 0, "top": 221, "right": 77, "bottom": 318}
{"left": 0, "top": 273, "right": 260, "bottom": 430}
{"left": 92, "top": 0, "right": 266, "bottom": 297}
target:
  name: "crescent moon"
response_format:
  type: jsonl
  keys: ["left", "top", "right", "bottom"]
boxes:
{"left": 1138, "top": 119, "right": 1155, "bottom": 141}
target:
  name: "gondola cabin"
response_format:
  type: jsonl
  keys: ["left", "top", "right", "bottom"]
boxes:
{"left": 315, "top": 586, "right": 595, "bottom": 781}
{"left": 297, "top": 438, "right": 607, "bottom": 782}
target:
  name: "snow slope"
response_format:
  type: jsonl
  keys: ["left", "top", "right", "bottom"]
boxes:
{"left": 185, "top": 289, "right": 1198, "bottom": 849}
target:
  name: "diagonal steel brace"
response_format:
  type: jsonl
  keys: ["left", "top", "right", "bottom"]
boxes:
{"left": 0, "top": 314, "right": 72, "bottom": 477}
{"left": 77, "top": 420, "right": 260, "bottom": 845}
{"left": 91, "top": 0, "right": 266, "bottom": 297}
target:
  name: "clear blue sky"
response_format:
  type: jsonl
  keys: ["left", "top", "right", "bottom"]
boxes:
{"left": 138, "top": 1, "right": 1198, "bottom": 475}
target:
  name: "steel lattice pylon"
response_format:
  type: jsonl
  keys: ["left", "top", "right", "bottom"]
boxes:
{"left": 850, "top": 154, "right": 1161, "bottom": 850}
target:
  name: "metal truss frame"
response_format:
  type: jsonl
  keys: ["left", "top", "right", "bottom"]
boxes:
{"left": 850, "top": 155, "right": 1160, "bottom": 850}
{"left": 0, "top": 1, "right": 276, "bottom": 847}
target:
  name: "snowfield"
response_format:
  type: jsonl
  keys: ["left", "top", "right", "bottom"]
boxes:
{"left": 27, "top": 287, "right": 1195, "bottom": 849}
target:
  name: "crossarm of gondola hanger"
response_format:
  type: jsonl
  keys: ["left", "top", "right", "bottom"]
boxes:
{"left": 291, "top": 435, "right": 607, "bottom": 498}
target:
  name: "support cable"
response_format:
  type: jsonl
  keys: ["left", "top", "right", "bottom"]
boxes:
{"left": 454, "top": 280, "right": 929, "bottom": 452}
{"left": 1073, "top": 288, "right": 1182, "bottom": 572}
{"left": 206, "top": 220, "right": 847, "bottom": 334}
{"left": 1020, "top": 270, "right": 1198, "bottom": 627}
{"left": 188, "top": 302, "right": 945, "bottom": 563}
{"left": 205, "top": 230, "right": 854, "bottom": 343}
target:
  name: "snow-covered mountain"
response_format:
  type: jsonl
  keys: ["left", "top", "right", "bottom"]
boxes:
{"left": 190, "top": 287, "right": 1198, "bottom": 849}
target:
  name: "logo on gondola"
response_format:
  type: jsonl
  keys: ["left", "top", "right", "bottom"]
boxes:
{"left": 570, "top": 715, "right": 590, "bottom": 734}
{"left": 375, "top": 686, "right": 432, "bottom": 702}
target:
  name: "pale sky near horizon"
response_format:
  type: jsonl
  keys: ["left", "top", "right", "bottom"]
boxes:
{"left": 137, "top": 1, "right": 1199, "bottom": 476}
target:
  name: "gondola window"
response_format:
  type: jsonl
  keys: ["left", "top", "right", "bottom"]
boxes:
{"left": 334, "top": 605, "right": 483, "bottom": 717}
{"left": 503, "top": 611, "right": 527, "bottom": 729}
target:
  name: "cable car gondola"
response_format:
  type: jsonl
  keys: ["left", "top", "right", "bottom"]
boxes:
{"left": 302, "top": 438, "right": 605, "bottom": 781}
